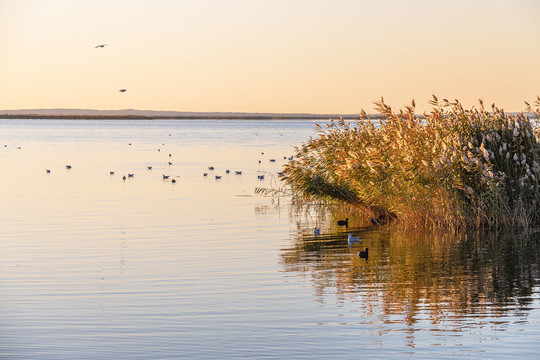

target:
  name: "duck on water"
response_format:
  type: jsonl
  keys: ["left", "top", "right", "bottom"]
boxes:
{"left": 359, "top": 248, "right": 369, "bottom": 260}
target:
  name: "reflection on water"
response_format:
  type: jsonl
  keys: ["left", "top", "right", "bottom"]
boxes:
{"left": 2, "top": 119, "right": 540, "bottom": 358}
{"left": 282, "top": 221, "right": 540, "bottom": 338}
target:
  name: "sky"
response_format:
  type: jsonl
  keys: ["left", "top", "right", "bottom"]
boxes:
{"left": 1, "top": 0, "right": 539, "bottom": 114}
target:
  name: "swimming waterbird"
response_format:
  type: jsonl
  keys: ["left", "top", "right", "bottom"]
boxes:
{"left": 348, "top": 233, "right": 360, "bottom": 248}
{"left": 359, "top": 248, "right": 369, "bottom": 260}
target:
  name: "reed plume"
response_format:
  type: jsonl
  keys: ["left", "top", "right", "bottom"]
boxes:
{"left": 281, "top": 96, "right": 540, "bottom": 229}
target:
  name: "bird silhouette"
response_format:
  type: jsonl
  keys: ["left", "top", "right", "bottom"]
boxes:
{"left": 119, "top": 89, "right": 127, "bottom": 93}
{"left": 95, "top": 44, "right": 108, "bottom": 48}
{"left": 359, "top": 248, "right": 369, "bottom": 260}
{"left": 337, "top": 218, "right": 348, "bottom": 227}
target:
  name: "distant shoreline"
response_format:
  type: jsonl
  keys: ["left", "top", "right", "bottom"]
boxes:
{"left": 2, "top": 114, "right": 533, "bottom": 121}
{"left": 0, "top": 114, "right": 364, "bottom": 120}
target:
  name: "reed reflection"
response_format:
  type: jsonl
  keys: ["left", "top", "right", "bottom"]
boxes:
{"left": 281, "top": 224, "right": 540, "bottom": 327}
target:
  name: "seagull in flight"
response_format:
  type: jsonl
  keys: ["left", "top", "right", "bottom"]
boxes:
{"left": 119, "top": 89, "right": 127, "bottom": 93}
{"left": 95, "top": 44, "right": 108, "bottom": 48}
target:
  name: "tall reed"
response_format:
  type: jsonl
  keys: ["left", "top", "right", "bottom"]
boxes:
{"left": 282, "top": 96, "right": 540, "bottom": 229}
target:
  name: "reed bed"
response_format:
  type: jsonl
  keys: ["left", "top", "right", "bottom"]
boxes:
{"left": 282, "top": 96, "right": 540, "bottom": 230}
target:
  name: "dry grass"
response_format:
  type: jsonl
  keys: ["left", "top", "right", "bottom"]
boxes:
{"left": 281, "top": 96, "right": 540, "bottom": 230}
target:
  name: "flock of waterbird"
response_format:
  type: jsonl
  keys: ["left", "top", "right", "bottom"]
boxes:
{"left": 38, "top": 135, "right": 367, "bottom": 257}
{"left": 313, "top": 217, "right": 369, "bottom": 260}
{"left": 42, "top": 141, "right": 289, "bottom": 186}
{"left": 39, "top": 138, "right": 367, "bottom": 257}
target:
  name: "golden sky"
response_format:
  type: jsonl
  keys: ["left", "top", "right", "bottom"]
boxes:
{"left": 1, "top": 0, "right": 539, "bottom": 113}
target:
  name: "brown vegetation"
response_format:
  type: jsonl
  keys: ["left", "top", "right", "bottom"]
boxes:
{"left": 282, "top": 96, "right": 540, "bottom": 230}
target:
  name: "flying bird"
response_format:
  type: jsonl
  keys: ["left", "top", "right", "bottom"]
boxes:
{"left": 95, "top": 44, "right": 108, "bottom": 48}
{"left": 119, "top": 89, "right": 127, "bottom": 93}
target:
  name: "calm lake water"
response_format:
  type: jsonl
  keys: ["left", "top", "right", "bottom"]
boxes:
{"left": 1, "top": 119, "right": 540, "bottom": 359}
